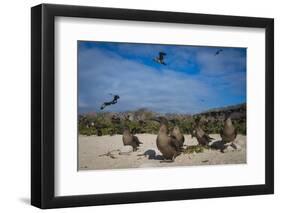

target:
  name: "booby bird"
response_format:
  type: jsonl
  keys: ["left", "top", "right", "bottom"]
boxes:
{"left": 191, "top": 122, "right": 214, "bottom": 146}
{"left": 220, "top": 112, "right": 237, "bottom": 144}
{"left": 152, "top": 117, "right": 181, "bottom": 162}
{"left": 100, "top": 94, "right": 120, "bottom": 110}
{"left": 215, "top": 49, "right": 223, "bottom": 55}
{"left": 122, "top": 127, "right": 142, "bottom": 151}
{"left": 171, "top": 125, "right": 185, "bottom": 148}
{"left": 153, "top": 52, "right": 167, "bottom": 65}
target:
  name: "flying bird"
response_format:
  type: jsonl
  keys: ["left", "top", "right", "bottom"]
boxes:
{"left": 215, "top": 49, "right": 223, "bottom": 55}
{"left": 100, "top": 94, "right": 120, "bottom": 110}
{"left": 153, "top": 52, "right": 167, "bottom": 65}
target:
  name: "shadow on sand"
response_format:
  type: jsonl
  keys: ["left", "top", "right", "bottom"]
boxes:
{"left": 209, "top": 140, "right": 225, "bottom": 151}
{"left": 143, "top": 149, "right": 164, "bottom": 160}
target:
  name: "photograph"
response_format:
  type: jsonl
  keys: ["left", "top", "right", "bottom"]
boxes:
{"left": 78, "top": 41, "right": 247, "bottom": 170}
{"left": 30, "top": 3, "right": 274, "bottom": 209}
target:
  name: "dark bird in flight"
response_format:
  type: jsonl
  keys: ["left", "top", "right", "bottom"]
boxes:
{"left": 215, "top": 49, "right": 223, "bottom": 55}
{"left": 153, "top": 52, "right": 167, "bottom": 65}
{"left": 100, "top": 94, "right": 120, "bottom": 110}
{"left": 122, "top": 126, "right": 142, "bottom": 151}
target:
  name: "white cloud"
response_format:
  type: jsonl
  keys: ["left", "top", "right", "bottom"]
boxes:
{"left": 79, "top": 47, "right": 216, "bottom": 114}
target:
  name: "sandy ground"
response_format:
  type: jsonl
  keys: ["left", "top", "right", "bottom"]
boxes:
{"left": 78, "top": 134, "right": 246, "bottom": 170}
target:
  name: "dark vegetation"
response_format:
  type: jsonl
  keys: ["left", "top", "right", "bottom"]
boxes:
{"left": 79, "top": 103, "right": 246, "bottom": 136}
{"left": 182, "top": 145, "right": 209, "bottom": 154}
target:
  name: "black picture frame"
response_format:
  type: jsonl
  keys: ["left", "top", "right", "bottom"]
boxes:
{"left": 31, "top": 3, "right": 274, "bottom": 209}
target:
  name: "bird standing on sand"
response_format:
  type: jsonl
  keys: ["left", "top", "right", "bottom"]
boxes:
{"left": 122, "top": 127, "right": 142, "bottom": 151}
{"left": 220, "top": 112, "right": 237, "bottom": 144}
{"left": 171, "top": 125, "right": 185, "bottom": 148}
{"left": 153, "top": 52, "right": 167, "bottom": 65}
{"left": 152, "top": 117, "right": 181, "bottom": 162}
{"left": 191, "top": 123, "right": 213, "bottom": 146}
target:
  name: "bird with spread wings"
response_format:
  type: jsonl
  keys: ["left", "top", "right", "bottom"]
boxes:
{"left": 100, "top": 94, "right": 120, "bottom": 110}
{"left": 153, "top": 52, "right": 167, "bottom": 65}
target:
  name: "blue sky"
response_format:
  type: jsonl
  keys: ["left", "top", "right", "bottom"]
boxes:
{"left": 78, "top": 41, "right": 246, "bottom": 114}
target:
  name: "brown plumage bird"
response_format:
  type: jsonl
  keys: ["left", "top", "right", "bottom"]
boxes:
{"left": 171, "top": 125, "right": 185, "bottom": 148}
{"left": 152, "top": 117, "right": 181, "bottom": 162}
{"left": 191, "top": 124, "right": 213, "bottom": 146}
{"left": 220, "top": 113, "right": 237, "bottom": 144}
{"left": 122, "top": 127, "right": 142, "bottom": 151}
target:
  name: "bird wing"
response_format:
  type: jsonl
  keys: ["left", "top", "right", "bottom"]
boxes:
{"left": 215, "top": 49, "right": 223, "bottom": 55}
{"left": 170, "top": 134, "right": 177, "bottom": 140}
{"left": 234, "top": 128, "right": 238, "bottom": 138}
{"left": 133, "top": 135, "right": 142, "bottom": 145}
{"left": 100, "top": 103, "right": 106, "bottom": 110}
{"left": 220, "top": 127, "right": 237, "bottom": 142}
{"left": 203, "top": 134, "right": 214, "bottom": 142}
{"left": 169, "top": 136, "right": 181, "bottom": 152}
{"left": 220, "top": 128, "right": 224, "bottom": 138}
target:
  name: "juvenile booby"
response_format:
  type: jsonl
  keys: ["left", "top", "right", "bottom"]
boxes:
{"left": 191, "top": 124, "right": 213, "bottom": 146}
{"left": 171, "top": 125, "right": 185, "bottom": 148}
{"left": 220, "top": 112, "right": 237, "bottom": 144}
{"left": 122, "top": 127, "right": 142, "bottom": 151}
{"left": 152, "top": 117, "right": 181, "bottom": 162}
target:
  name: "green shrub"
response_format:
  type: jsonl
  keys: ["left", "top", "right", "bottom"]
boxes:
{"left": 182, "top": 145, "right": 209, "bottom": 154}
{"left": 78, "top": 113, "right": 246, "bottom": 136}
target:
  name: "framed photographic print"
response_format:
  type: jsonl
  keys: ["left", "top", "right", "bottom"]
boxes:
{"left": 31, "top": 3, "right": 274, "bottom": 209}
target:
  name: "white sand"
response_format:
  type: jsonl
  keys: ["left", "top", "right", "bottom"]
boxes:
{"left": 78, "top": 134, "right": 246, "bottom": 170}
